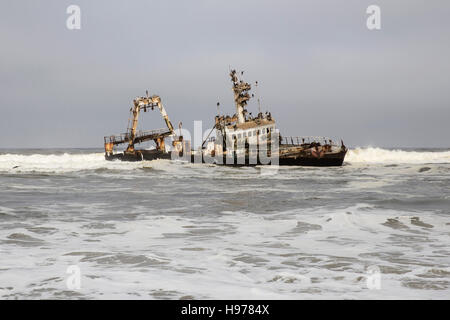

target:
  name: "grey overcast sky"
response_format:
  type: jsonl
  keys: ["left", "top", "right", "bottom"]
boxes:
{"left": 0, "top": 0, "right": 449, "bottom": 148}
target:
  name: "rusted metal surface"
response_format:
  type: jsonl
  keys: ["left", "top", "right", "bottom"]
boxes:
{"left": 104, "top": 92, "right": 176, "bottom": 159}
{"left": 104, "top": 128, "right": 171, "bottom": 146}
{"left": 230, "top": 69, "right": 252, "bottom": 124}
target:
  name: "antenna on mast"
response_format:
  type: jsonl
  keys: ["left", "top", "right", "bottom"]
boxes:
{"left": 255, "top": 81, "right": 261, "bottom": 114}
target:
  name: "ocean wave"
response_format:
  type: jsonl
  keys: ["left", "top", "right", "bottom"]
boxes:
{"left": 1, "top": 147, "right": 449, "bottom": 173}
{"left": 0, "top": 153, "right": 140, "bottom": 173}
{"left": 346, "top": 147, "right": 450, "bottom": 164}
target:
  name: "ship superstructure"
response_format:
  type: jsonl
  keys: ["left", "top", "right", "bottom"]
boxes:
{"left": 198, "top": 70, "right": 347, "bottom": 166}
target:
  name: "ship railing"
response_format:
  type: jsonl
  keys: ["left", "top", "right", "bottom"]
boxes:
{"left": 133, "top": 128, "right": 172, "bottom": 141}
{"left": 280, "top": 136, "right": 335, "bottom": 146}
{"left": 104, "top": 128, "right": 171, "bottom": 145}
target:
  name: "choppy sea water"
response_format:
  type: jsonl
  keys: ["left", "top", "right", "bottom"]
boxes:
{"left": 0, "top": 147, "right": 449, "bottom": 299}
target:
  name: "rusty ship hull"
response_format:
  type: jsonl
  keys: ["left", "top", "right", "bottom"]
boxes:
{"left": 189, "top": 151, "right": 346, "bottom": 167}
{"left": 275, "top": 151, "right": 346, "bottom": 166}
{"left": 105, "top": 146, "right": 346, "bottom": 166}
{"left": 105, "top": 149, "right": 171, "bottom": 162}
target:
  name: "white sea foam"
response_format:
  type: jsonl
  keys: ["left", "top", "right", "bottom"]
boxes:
{"left": 1, "top": 203, "right": 448, "bottom": 299}
{"left": 346, "top": 147, "right": 450, "bottom": 164}
{"left": 0, "top": 153, "right": 139, "bottom": 173}
{"left": 0, "top": 147, "right": 449, "bottom": 174}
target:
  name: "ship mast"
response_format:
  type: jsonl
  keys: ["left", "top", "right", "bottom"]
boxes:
{"left": 230, "top": 70, "right": 251, "bottom": 124}
{"left": 126, "top": 93, "right": 174, "bottom": 152}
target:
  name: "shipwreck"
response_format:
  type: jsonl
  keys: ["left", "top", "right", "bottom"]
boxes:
{"left": 104, "top": 70, "right": 347, "bottom": 166}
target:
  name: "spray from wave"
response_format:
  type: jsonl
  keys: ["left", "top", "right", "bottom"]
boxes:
{"left": 0, "top": 147, "right": 449, "bottom": 173}
{"left": 0, "top": 153, "right": 141, "bottom": 173}
{"left": 346, "top": 147, "right": 450, "bottom": 164}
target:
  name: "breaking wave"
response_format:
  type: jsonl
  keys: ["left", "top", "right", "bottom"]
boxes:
{"left": 0, "top": 147, "right": 449, "bottom": 173}
{"left": 346, "top": 147, "right": 450, "bottom": 164}
{"left": 0, "top": 153, "right": 138, "bottom": 173}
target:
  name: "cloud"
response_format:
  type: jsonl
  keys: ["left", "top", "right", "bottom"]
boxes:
{"left": 0, "top": 0, "right": 449, "bottom": 148}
